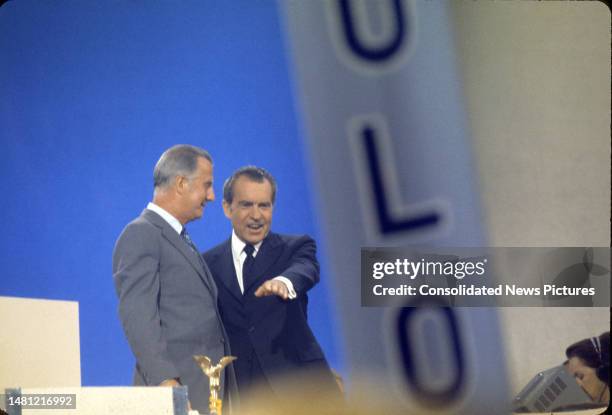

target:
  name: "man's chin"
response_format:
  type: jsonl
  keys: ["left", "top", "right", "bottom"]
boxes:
{"left": 242, "top": 229, "right": 268, "bottom": 245}
{"left": 189, "top": 209, "right": 204, "bottom": 222}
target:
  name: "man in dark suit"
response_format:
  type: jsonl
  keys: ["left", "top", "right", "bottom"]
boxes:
{"left": 113, "top": 145, "right": 238, "bottom": 414}
{"left": 203, "top": 166, "right": 340, "bottom": 406}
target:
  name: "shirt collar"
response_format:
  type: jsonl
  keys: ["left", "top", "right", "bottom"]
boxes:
{"left": 146, "top": 202, "right": 183, "bottom": 234}
{"left": 231, "top": 229, "right": 263, "bottom": 258}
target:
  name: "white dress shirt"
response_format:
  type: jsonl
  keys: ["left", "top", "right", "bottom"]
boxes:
{"left": 146, "top": 202, "right": 182, "bottom": 234}
{"left": 230, "top": 230, "right": 296, "bottom": 299}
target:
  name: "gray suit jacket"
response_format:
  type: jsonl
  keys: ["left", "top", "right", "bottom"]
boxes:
{"left": 113, "top": 209, "right": 238, "bottom": 414}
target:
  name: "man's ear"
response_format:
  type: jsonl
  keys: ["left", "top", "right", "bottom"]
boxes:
{"left": 175, "top": 175, "right": 188, "bottom": 195}
{"left": 222, "top": 200, "right": 232, "bottom": 219}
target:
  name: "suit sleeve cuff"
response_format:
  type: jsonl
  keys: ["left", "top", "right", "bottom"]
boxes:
{"left": 274, "top": 276, "right": 297, "bottom": 299}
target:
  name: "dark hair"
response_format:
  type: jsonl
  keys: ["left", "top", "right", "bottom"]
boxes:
{"left": 223, "top": 165, "right": 276, "bottom": 204}
{"left": 153, "top": 144, "right": 212, "bottom": 191}
{"left": 566, "top": 331, "right": 610, "bottom": 385}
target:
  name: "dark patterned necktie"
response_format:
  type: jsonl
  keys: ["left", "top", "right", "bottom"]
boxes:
{"left": 180, "top": 228, "right": 216, "bottom": 293}
{"left": 242, "top": 244, "right": 256, "bottom": 289}
{"left": 180, "top": 228, "right": 208, "bottom": 272}
{"left": 180, "top": 228, "right": 199, "bottom": 254}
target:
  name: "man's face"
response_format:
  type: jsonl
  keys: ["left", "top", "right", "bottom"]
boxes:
{"left": 177, "top": 157, "right": 215, "bottom": 224}
{"left": 223, "top": 176, "right": 273, "bottom": 245}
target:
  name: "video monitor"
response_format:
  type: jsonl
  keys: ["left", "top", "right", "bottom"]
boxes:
{"left": 513, "top": 365, "right": 599, "bottom": 413}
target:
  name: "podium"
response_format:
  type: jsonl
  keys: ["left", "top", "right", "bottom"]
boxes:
{"left": 0, "top": 297, "right": 202, "bottom": 415}
{"left": 0, "top": 296, "right": 80, "bottom": 390}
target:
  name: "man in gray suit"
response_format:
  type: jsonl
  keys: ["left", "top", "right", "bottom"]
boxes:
{"left": 113, "top": 145, "right": 237, "bottom": 413}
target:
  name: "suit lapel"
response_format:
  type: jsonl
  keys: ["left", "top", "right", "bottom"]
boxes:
{"left": 141, "top": 209, "right": 216, "bottom": 295}
{"left": 198, "top": 256, "right": 218, "bottom": 299}
{"left": 243, "top": 233, "right": 283, "bottom": 293}
{"left": 217, "top": 240, "right": 244, "bottom": 302}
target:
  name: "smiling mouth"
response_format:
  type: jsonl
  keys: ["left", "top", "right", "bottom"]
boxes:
{"left": 247, "top": 223, "right": 263, "bottom": 231}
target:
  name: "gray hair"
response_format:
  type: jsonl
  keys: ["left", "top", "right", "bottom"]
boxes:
{"left": 223, "top": 165, "right": 277, "bottom": 204}
{"left": 153, "top": 144, "right": 212, "bottom": 191}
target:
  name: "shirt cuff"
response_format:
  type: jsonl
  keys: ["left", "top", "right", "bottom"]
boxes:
{"left": 274, "top": 276, "right": 297, "bottom": 299}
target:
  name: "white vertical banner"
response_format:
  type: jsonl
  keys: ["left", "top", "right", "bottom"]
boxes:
{"left": 279, "top": 1, "right": 510, "bottom": 413}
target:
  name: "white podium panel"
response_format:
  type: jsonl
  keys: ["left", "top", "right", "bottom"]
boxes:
{"left": 0, "top": 296, "right": 81, "bottom": 390}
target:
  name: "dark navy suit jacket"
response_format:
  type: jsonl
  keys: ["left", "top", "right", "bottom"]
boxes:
{"left": 203, "top": 232, "right": 337, "bottom": 395}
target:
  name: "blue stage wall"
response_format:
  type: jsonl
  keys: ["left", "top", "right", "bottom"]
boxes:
{"left": 0, "top": 1, "right": 342, "bottom": 385}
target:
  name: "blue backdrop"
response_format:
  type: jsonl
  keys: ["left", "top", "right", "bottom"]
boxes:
{"left": 0, "top": 1, "right": 342, "bottom": 385}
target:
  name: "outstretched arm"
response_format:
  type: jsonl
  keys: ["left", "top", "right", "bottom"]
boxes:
{"left": 255, "top": 235, "right": 320, "bottom": 299}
